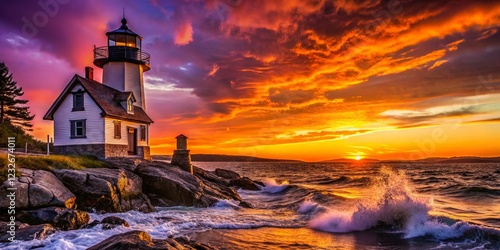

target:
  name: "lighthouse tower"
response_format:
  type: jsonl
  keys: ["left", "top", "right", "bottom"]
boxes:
{"left": 93, "top": 18, "right": 150, "bottom": 110}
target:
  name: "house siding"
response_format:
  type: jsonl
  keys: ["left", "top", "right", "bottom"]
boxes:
{"left": 104, "top": 117, "right": 149, "bottom": 146}
{"left": 53, "top": 83, "right": 104, "bottom": 146}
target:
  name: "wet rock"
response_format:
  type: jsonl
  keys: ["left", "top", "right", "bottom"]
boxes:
{"left": 136, "top": 161, "right": 241, "bottom": 207}
{"left": 0, "top": 223, "right": 56, "bottom": 242}
{"left": 87, "top": 230, "right": 215, "bottom": 250}
{"left": 84, "top": 216, "right": 130, "bottom": 230}
{"left": 101, "top": 216, "right": 129, "bottom": 227}
{"left": 229, "top": 177, "right": 261, "bottom": 191}
{"left": 193, "top": 166, "right": 229, "bottom": 186}
{"left": 54, "top": 168, "right": 155, "bottom": 213}
{"left": 214, "top": 168, "right": 241, "bottom": 180}
{"left": 87, "top": 230, "right": 157, "bottom": 250}
{"left": 17, "top": 207, "right": 89, "bottom": 230}
{"left": 173, "top": 236, "right": 216, "bottom": 250}
{"left": 254, "top": 180, "right": 265, "bottom": 186}
{"left": 238, "top": 201, "right": 253, "bottom": 208}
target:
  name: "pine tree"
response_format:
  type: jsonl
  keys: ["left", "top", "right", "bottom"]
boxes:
{"left": 0, "top": 62, "right": 34, "bottom": 131}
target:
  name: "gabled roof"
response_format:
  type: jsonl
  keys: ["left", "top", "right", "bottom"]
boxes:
{"left": 43, "top": 75, "right": 153, "bottom": 124}
{"left": 114, "top": 92, "right": 135, "bottom": 102}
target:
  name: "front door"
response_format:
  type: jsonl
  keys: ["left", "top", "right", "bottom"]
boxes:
{"left": 127, "top": 127, "right": 137, "bottom": 155}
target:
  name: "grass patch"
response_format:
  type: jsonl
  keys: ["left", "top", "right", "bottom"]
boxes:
{"left": 0, "top": 153, "right": 109, "bottom": 183}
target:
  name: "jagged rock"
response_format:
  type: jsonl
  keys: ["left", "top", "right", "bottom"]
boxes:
{"left": 174, "top": 236, "right": 216, "bottom": 250}
{"left": 23, "top": 169, "right": 76, "bottom": 208}
{"left": 239, "top": 201, "right": 253, "bottom": 208}
{"left": 54, "top": 168, "right": 155, "bottom": 213}
{"left": 229, "top": 177, "right": 261, "bottom": 191}
{"left": 84, "top": 216, "right": 130, "bottom": 230}
{"left": 254, "top": 180, "right": 265, "bottom": 186}
{"left": 0, "top": 179, "right": 29, "bottom": 209}
{"left": 87, "top": 230, "right": 215, "bottom": 250}
{"left": 17, "top": 207, "right": 89, "bottom": 230}
{"left": 0, "top": 223, "right": 56, "bottom": 242}
{"left": 102, "top": 216, "right": 129, "bottom": 227}
{"left": 214, "top": 168, "right": 241, "bottom": 180}
{"left": 193, "top": 166, "right": 229, "bottom": 186}
{"left": 136, "top": 161, "right": 241, "bottom": 207}
{"left": 106, "top": 157, "right": 143, "bottom": 172}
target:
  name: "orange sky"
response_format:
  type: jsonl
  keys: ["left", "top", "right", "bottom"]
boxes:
{"left": 1, "top": 1, "right": 500, "bottom": 161}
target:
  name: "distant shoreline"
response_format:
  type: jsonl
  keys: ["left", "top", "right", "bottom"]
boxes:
{"left": 152, "top": 154, "right": 303, "bottom": 162}
{"left": 152, "top": 154, "right": 500, "bottom": 163}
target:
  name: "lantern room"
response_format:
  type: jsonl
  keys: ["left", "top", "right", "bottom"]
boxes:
{"left": 93, "top": 18, "right": 150, "bottom": 71}
{"left": 107, "top": 18, "right": 142, "bottom": 48}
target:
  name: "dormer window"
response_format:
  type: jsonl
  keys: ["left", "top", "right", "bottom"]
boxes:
{"left": 72, "top": 91, "right": 84, "bottom": 111}
{"left": 127, "top": 98, "right": 134, "bottom": 113}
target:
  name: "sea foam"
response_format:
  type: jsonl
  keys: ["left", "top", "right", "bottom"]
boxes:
{"left": 308, "top": 166, "right": 432, "bottom": 234}
{"left": 262, "top": 178, "right": 289, "bottom": 193}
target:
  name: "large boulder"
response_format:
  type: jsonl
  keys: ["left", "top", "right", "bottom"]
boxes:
{"left": 214, "top": 168, "right": 241, "bottom": 180}
{"left": 17, "top": 207, "right": 89, "bottom": 230}
{"left": 0, "top": 179, "right": 29, "bottom": 210}
{"left": 54, "top": 168, "right": 155, "bottom": 213}
{"left": 0, "top": 169, "right": 75, "bottom": 210}
{"left": 229, "top": 177, "right": 261, "bottom": 191}
{"left": 0, "top": 223, "right": 56, "bottom": 242}
{"left": 106, "top": 157, "right": 143, "bottom": 172}
{"left": 87, "top": 230, "right": 215, "bottom": 250}
{"left": 136, "top": 161, "right": 241, "bottom": 207}
{"left": 84, "top": 216, "right": 130, "bottom": 230}
{"left": 193, "top": 166, "right": 229, "bottom": 186}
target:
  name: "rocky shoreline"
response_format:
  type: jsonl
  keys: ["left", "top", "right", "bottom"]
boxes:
{"left": 0, "top": 158, "right": 262, "bottom": 249}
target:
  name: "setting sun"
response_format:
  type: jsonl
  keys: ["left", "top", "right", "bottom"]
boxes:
{"left": 355, "top": 155, "right": 362, "bottom": 161}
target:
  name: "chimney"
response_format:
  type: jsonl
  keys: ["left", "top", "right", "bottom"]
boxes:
{"left": 85, "top": 67, "right": 94, "bottom": 80}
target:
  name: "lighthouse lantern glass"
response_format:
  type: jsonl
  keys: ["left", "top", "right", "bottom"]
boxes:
{"left": 108, "top": 34, "right": 138, "bottom": 48}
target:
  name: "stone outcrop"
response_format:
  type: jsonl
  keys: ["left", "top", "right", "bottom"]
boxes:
{"left": 87, "top": 230, "right": 215, "bottom": 250}
{"left": 84, "top": 215, "right": 130, "bottom": 230}
{"left": 229, "top": 177, "right": 261, "bottom": 191}
{"left": 0, "top": 179, "right": 29, "bottom": 210}
{"left": 193, "top": 166, "right": 229, "bottom": 186}
{"left": 0, "top": 169, "right": 75, "bottom": 210}
{"left": 54, "top": 168, "right": 155, "bottom": 213}
{"left": 17, "top": 207, "right": 90, "bottom": 230}
{"left": 106, "top": 157, "right": 144, "bottom": 172}
{"left": 0, "top": 223, "right": 56, "bottom": 242}
{"left": 135, "top": 161, "right": 241, "bottom": 207}
{"left": 214, "top": 168, "right": 241, "bottom": 180}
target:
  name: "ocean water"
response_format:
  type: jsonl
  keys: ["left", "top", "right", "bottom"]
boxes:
{"left": 2, "top": 162, "right": 500, "bottom": 249}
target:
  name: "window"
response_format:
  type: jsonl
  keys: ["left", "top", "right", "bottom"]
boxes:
{"left": 114, "top": 121, "right": 121, "bottom": 139}
{"left": 140, "top": 125, "right": 146, "bottom": 141}
{"left": 70, "top": 120, "right": 86, "bottom": 138}
{"left": 127, "top": 98, "right": 134, "bottom": 113}
{"left": 72, "top": 92, "right": 84, "bottom": 111}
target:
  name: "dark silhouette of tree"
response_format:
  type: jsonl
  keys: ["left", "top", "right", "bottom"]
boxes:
{"left": 0, "top": 62, "right": 34, "bottom": 130}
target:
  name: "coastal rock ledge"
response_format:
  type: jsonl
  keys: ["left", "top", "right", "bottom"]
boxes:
{"left": 0, "top": 158, "right": 259, "bottom": 245}
{"left": 87, "top": 230, "right": 215, "bottom": 250}
{"left": 135, "top": 161, "right": 242, "bottom": 207}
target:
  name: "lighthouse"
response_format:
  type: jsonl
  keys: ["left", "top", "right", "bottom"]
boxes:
{"left": 44, "top": 18, "right": 153, "bottom": 159}
{"left": 93, "top": 17, "right": 150, "bottom": 110}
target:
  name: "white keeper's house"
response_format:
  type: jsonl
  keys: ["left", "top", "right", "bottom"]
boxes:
{"left": 44, "top": 18, "right": 153, "bottom": 159}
